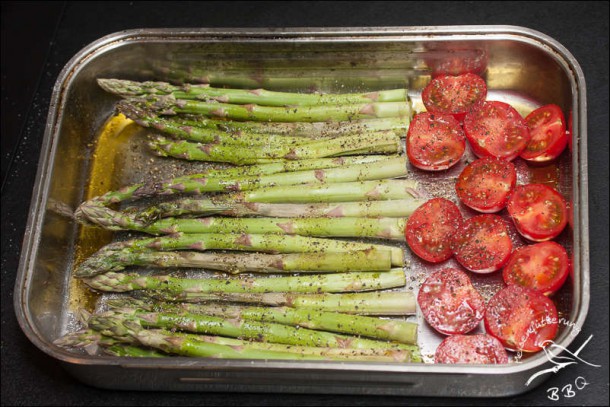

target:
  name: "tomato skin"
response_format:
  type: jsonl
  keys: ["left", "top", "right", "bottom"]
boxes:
{"left": 455, "top": 157, "right": 517, "bottom": 213}
{"left": 406, "top": 112, "right": 466, "bottom": 171}
{"left": 503, "top": 241, "right": 570, "bottom": 295}
{"left": 422, "top": 73, "right": 487, "bottom": 121}
{"left": 405, "top": 198, "right": 463, "bottom": 263}
{"left": 463, "top": 101, "right": 531, "bottom": 161}
{"left": 435, "top": 334, "right": 509, "bottom": 364}
{"left": 507, "top": 184, "right": 568, "bottom": 242}
{"left": 484, "top": 285, "right": 558, "bottom": 352}
{"left": 452, "top": 214, "right": 513, "bottom": 273}
{"left": 418, "top": 268, "right": 486, "bottom": 335}
{"left": 520, "top": 105, "right": 568, "bottom": 163}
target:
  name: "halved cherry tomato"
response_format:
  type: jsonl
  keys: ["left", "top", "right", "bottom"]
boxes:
{"left": 507, "top": 184, "right": 568, "bottom": 242}
{"left": 406, "top": 112, "right": 466, "bottom": 171}
{"left": 484, "top": 285, "right": 558, "bottom": 352}
{"left": 455, "top": 157, "right": 516, "bottom": 213}
{"left": 435, "top": 334, "right": 509, "bottom": 364}
{"left": 503, "top": 241, "right": 570, "bottom": 295}
{"left": 405, "top": 198, "right": 463, "bottom": 263}
{"left": 520, "top": 104, "right": 568, "bottom": 163}
{"left": 418, "top": 268, "right": 485, "bottom": 335}
{"left": 421, "top": 73, "right": 487, "bottom": 120}
{"left": 452, "top": 214, "right": 512, "bottom": 273}
{"left": 463, "top": 101, "right": 531, "bottom": 161}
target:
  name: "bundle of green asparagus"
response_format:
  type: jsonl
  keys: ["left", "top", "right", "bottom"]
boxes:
{"left": 98, "top": 79, "right": 410, "bottom": 106}
{"left": 54, "top": 294, "right": 420, "bottom": 362}
{"left": 61, "top": 78, "right": 423, "bottom": 362}
{"left": 98, "top": 79, "right": 411, "bottom": 163}
{"left": 76, "top": 155, "right": 423, "bottom": 233}
{"left": 75, "top": 233, "right": 405, "bottom": 278}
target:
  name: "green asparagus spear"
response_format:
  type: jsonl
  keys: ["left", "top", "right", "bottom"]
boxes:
{"left": 172, "top": 115, "right": 408, "bottom": 138}
{"left": 109, "top": 318, "right": 333, "bottom": 360}
{"left": 148, "top": 130, "right": 401, "bottom": 164}
{"left": 138, "top": 94, "right": 411, "bottom": 122}
{"left": 99, "top": 317, "right": 418, "bottom": 361}
{"left": 75, "top": 155, "right": 391, "bottom": 224}
{"left": 135, "top": 177, "right": 422, "bottom": 223}
{"left": 147, "top": 155, "right": 408, "bottom": 196}
{"left": 78, "top": 176, "right": 416, "bottom": 231}
{"left": 56, "top": 315, "right": 418, "bottom": 361}
{"left": 141, "top": 199, "right": 424, "bottom": 221}
{"left": 142, "top": 217, "right": 407, "bottom": 240}
{"left": 170, "top": 333, "right": 419, "bottom": 362}
{"left": 195, "top": 304, "right": 417, "bottom": 345}
{"left": 74, "top": 248, "right": 392, "bottom": 278}
{"left": 235, "top": 178, "right": 417, "bottom": 203}
{"left": 91, "top": 308, "right": 416, "bottom": 349}
{"left": 83, "top": 269, "right": 406, "bottom": 294}
{"left": 145, "top": 291, "right": 416, "bottom": 316}
{"left": 98, "top": 79, "right": 409, "bottom": 106}
{"left": 102, "top": 233, "right": 405, "bottom": 267}
{"left": 107, "top": 298, "right": 417, "bottom": 345}
{"left": 118, "top": 101, "right": 310, "bottom": 146}
{"left": 53, "top": 328, "right": 167, "bottom": 357}
{"left": 53, "top": 329, "right": 135, "bottom": 348}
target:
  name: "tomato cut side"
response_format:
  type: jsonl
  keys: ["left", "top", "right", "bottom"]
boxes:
{"left": 405, "top": 198, "right": 463, "bottom": 263}
{"left": 520, "top": 104, "right": 568, "bottom": 163}
{"left": 463, "top": 101, "right": 531, "bottom": 161}
{"left": 407, "top": 112, "right": 466, "bottom": 171}
{"left": 455, "top": 157, "right": 516, "bottom": 213}
{"left": 452, "top": 214, "right": 513, "bottom": 273}
{"left": 485, "top": 285, "right": 558, "bottom": 352}
{"left": 435, "top": 334, "right": 509, "bottom": 364}
{"left": 507, "top": 184, "right": 568, "bottom": 242}
{"left": 418, "top": 268, "right": 486, "bottom": 335}
{"left": 421, "top": 73, "right": 487, "bottom": 120}
{"left": 503, "top": 241, "right": 570, "bottom": 295}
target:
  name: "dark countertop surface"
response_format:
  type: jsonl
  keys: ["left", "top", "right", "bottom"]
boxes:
{"left": 1, "top": 2, "right": 608, "bottom": 405}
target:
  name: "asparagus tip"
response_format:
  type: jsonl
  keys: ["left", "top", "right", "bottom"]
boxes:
{"left": 97, "top": 78, "right": 138, "bottom": 96}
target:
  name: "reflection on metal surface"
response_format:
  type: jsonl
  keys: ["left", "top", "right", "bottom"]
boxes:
{"left": 14, "top": 26, "right": 587, "bottom": 396}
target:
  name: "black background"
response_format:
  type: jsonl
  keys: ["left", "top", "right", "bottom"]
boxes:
{"left": 1, "top": 2, "right": 608, "bottom": 405}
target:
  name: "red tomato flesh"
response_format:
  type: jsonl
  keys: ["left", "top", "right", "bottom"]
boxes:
{"left": 503, "top": 241, "right": 570, "bottom": 295}
{"left": 405, "top": 198, "right": 463, "bottom": 263}
{"left": 422, "top": 73, "right": 487, "bottom": 120}
{"left": 435, "top": 334, "right": 509, "bottom": 364}
{"left": 507, "top": 184, "right": 568, "bottom": 242}
{"left": 455, "top": 157, "right": 516, "bottom": 213}
{"left": 407, "top": 112, "right": 466, "bottom": 171}
{"left": 520, "top": 104, "right": 568, "bottom": 163}
{"left": 485, "top": 285, "right": 558, "bottom": 352}
{"left": 463, "top": 101, "right": 531, "bottom": 161}
{"left": 452, "top": 214, "right": 513, "bottom": 273}
{"left": 418, "top": 268, "right": 486, "bottom": 335}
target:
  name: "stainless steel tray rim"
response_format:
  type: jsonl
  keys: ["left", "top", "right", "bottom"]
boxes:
{"left": 50, "top": 346, "right": 555, "bottom": 376}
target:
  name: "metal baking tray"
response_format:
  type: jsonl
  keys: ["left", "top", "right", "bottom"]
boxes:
{"left": 14, "top": 26, "right": 588, "bottom": 397}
